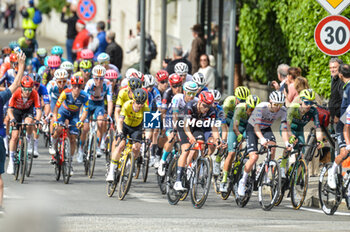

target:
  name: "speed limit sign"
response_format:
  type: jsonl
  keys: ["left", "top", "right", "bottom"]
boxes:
{"left": 314, "top": 15, "right": 350, "bottom": 56}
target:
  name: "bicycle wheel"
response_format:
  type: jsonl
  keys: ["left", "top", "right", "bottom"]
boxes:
{"left": 20, "top": 137, "right": 28, "bottom": 184}
{"left": 88, "top": 133, "right": 97, "bottom": 179}
{"left": 26, "top": 141, "right": 34, "bottom": 177}
{"left": 141, "top": 146, "right": 150, "bottom": 182}
{"left": 304, "top": 135, "right": 316, "bottom": 164}
{"left": 234, "top": 166, "right": 253, "bottom": 208}
{"left": 190, "top": 158, "right": 212, "bottom": 209}
{"left": 290, "top": 159, "right": 308, "bottom": 209}
{"left": 318, "top": 163, "right": 342, "bottom": 215}
{"left": 258, "top": 160, "right": 281, "bottom": 211}
{"left": 13, "top": 139, "right": 21, "bottom": 181}
{"left": 166, "top": 157, "right": 183, "bottom": 205}
{"left": 62, "top": 138, "right": 71, "bottom": 184}
{"left": 118, "top": 152, "right": 135, "bottom": 200}
{"left": 134, "top": 156, "right": 141, "bottom": 179}
{"left": 274, "top": 158, "right": 286, "bottom": 207}
{"left": 107, "top": 169, "right": 120, "bottom": 197}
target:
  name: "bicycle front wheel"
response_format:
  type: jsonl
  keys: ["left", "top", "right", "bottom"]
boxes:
{"left": 62, "top": 138, "right": 71, "bottom": 184}
{"left": 20, "top": 137, "right": 28, "bottom": 184}
{"left": 88, "top": 134, "right": 97, "bottom": 179}
{"left": 141, "top": 146, "right": 150, "bottom": 182}
{"left": 258, "top": 160, "right": 281, "bottom": 211}
{"left": 118, "top": 152, "right": 135, "bottom": 200}
{"left": 166, "top": 157, "right": 182, "bottom": 205}
{"left": 290, "top": 159, "right": 308, "bottom": 209}
{"left": 107, "top": 169, "right": 119, "bottom": 197}
{"left": 190, "top": 157, "right": 212, "bottom": 209}
{"left": 26, "top": 141, "right": 34, "bottom": 177}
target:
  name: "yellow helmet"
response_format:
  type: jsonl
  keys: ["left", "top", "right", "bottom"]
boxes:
{"left": 299, "top": 89, "right": 315, "bottom": 101}
{"left": 246, "top": 95, "right": 261, "bottom": 109}
{"left": 234, "top": 86, "right": 250, "bottom": 101}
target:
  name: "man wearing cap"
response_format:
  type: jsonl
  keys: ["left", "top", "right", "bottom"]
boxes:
{"left": 20, "top": 0, "right": 38, "bottom": 33}
{"left": 72, "top": 19, "right": 90, "bottom": 60}
{"left": 188, "top": 24, "right": 206, "bottom": 74}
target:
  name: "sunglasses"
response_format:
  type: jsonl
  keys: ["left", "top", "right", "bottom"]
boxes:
{"left": 72, "top": 84, "right": 82, "bottom": 89}
{"left": 81, "top": 68, "right": 91, "bottom": 73}
{"left": 171, "top": 84, "right": 182, "bottom": 88}
{"left": 94, "top": 77, "right": 104, "bottom": 81}
{"left": 303, "top": 100, "right": 314, "bottom": 106}
{"left": 135, "top": 101, "right": 144, "bottom": 105}
{"left": 272, "top": 103, "right": 283, "bottom": 107}
{"left": 99, "top": 61, "right": 109, "bottom": 65}
{"left": 22, "top": 87, "right": 33, "bottom": 92}
{"left": 202, "top": 103, "right": 211, "bottom": 109}
{"left": 57, "top": 80, "right": 67, "bottom": 85}
{"left": 186, "top": 91, "right": 196, "bottom": 97}
{"left": 50, "top": 67, "right": 59, "bottom": 70}
{"left": 160, "top": 80, "right": 167, "bottom": 84}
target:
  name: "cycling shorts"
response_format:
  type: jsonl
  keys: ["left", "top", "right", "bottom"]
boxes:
{"left": 57, "top": 107, "right": 79, "bottom": 135}
{"left": 178, "top": 126, "right": 205, "bottom": 145}
{"left": 12, "top": 107, "right": 34, "bottom": 130}
{"left": 228, "top": 123, "right": 246, "bottom": 152}
{"left": 121, "top": 122, "right": 143, "bottom": 141}
{"left": 246, "top": 123, "right": 276, "bottom": 153}
{"left": 336, "top": 121, "right": 346, "bottom": 149}
{"left": 87, "top": 100, "right": 105, "bottom": 119}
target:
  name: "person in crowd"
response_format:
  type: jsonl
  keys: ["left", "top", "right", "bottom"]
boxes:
{"left": 284, "top": 67, "right": 301, "bottom": 106}
{"left": 329, "top": 58, "right": 344, "bottom": 129}
{"left": 3, "top": 1, "right": 16, "bottom": 34}
{"left": 198, "top": 54, "right": 215, "bottom": 90}
{"left": 105, "top": 30, "right": 123, "bottom": 71}
{"left": 20, "top": 0, "right": 38, "bottom": 34}
{"left": 72, "top": 19, "right": 90, "bottom": 60}
{"left": 272, "top": 64, "right": 290, "bottom": 92}
{"left": 61, "top": 3, "right": 79, "bottom": 62}
{"left": 127, "top": 22, "right": 141, "bottom": 70}
{"left": 162, "top": 58, "right": 171, "bottom": 70}
{"left": 188, "top": 24, "right": 205, "bottom": 74}
{"left": 167, "top": 46, "right": 192, "bottom": 75}
{"left": 94, "top": 21, "right": 108, "bottom": 59}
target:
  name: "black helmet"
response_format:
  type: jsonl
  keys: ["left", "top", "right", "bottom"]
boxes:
{"left": 128, "top": 77, "right": 143, "bottom": 91}
{"left": 133, "top": 88, "right": 148, "bottom": 104}
{"left": 29, "top": 72, "right": 41, "bottom": 84}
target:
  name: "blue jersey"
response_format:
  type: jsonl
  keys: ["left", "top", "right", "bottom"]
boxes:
{"left": 148, "top": 87, "right": 162, "bottom": 110}
{"left": 341, "top": 80, "right": 350, "bottom": 116}
{"left": 0, "top": 69, "right": 16, "bottom": 87}
{"left": 215, "top": 104, "right": 226, "bottom": 124}
{"left": 47, "top": 80, "right": 70, "bottom": 101}
{"left": 196, "top": 86, "right": 209, "bottom": 97}
{"left": 31, "top": 57, "right": 45, "bottom": 72}
{"left": 37, "top": 84, "right": 50, "bottom": 105}
{"left": 56, "top": 89, "right": 89, "bottom": 113}
{"left": 84, "top": 79, "right": 112, "bottom": 102}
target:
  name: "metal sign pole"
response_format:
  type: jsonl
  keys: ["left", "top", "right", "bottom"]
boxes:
{"left": 228, "top": 0, "right": 236, "bottom": 95}
{"left": 140, "top": 0, "right": 146, "bottom": 74}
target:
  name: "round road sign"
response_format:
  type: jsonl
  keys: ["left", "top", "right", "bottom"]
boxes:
{"left": 77, "top": 0, "right": 97, "bottom": 21}
{"left": 314, "top": 15, "right": 350, "bottom": 56}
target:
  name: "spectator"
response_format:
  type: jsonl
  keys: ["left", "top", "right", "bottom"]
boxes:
{"left": 188, "top": 24, "right": 205, "bottom": 74}
{"left": 20, "top": 0, "right": 37, "bottom": 34}
{"left": 72, "top": 19, "right": 90, "bottom": 60}
{"left": 61, "top": 3, "right": 79, "bottom": 62}
{"left": 162, "top": 58, "right": 171, "bottom": 70}
{"left": 94, "top": 21, "right": 108, "bottom": 59}
{"left": 105, "top": 30, "right": 123, "bottom": 70}
{"left": 271, "top": 64, "right": 290, "bottom": 92}
{"left": 329, "top": 58, "right": 344, "bottom": 127}
{"left": 198, "top": 54, "right": 215, "bottom": 90}
{"left": 284, "top": 67, "right": 300, "bottom": 106}
{"left": 167, "top": 46, "right": 192, "bottom": 75}
{"left": 292, "top": 76, "right": 309, "bottom": 104}
{"left": 3, "top": 1, "right": 16, "bottom": 34}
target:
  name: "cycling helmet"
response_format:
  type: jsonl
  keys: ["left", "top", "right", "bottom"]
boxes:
{"left": 234, "top": 86, "right": 250, "bottom": 101}
{"left": 9, "top": 41, "right": 19, "bottom": 50}
{"left": 183, "top": 81, "right": 198, "bottom": 92}
{"left": 143, "top": 74, "right": 156, "bottom": 88}
{"left": 44, "top": 56, "right": 49, "bottom": 66}
{"left": 79, "top": 59, "right": 92, "bottom": 69}
{"left": 105, "top": 69, "right": 119, "bottom": 80}
{"left": 199, "top": 91, "right": 214, "bottom": 105}
{"left": 21, "top": 76, "right": 34, "bottom": 88}
{"left": 36, "top": 48, "right": 47, "bottom": 58}
{"left": 168, "top": 73, "right": 182, "bottom": 85}
{"left": 209, "top": 89, "right": 222, "bottom": 101}
{"left": 246, "top": 95, "right": 261, "bottom": 109}
{"left": 92, "top": 65, "right": 106, "bottom": 77}
{"left": 48, "top": 55, "right": 61, "bottom": 68}
{"left": 2, "top": 47, "right": 11, "bottom": 56}
{"left": 97, "top": 52, "right": 110, "bottom": 63}
{"left": 51, "top": 46, "right": 64, "bottom": 56}
{"left": 60, "top": 61, "right": 74, "bottom": 71}
{"left": 299, "top": 89, "right": 315, "bottom": 101}
{"left": 80, "top": 49, "right": 94, "bottom": 60}
{"left": 174, "top": 62, "right": 189, "bottom": 75}
{"left": 29, "top": 73, "right": 41, "bottom": 84}
{"left": 125, "top": 68, "right": 139, "bottom": 79}
{"left": 54, "top": 69, "right": 69, "bottom": 80}
{"left": 269, "top": 91, "right": 285, "bottom": 104}
{"left": 156, "top": 70, "right": 169, "bottom": 81}
{"left": 38, "top": 66, "right": 46, "bottom": 78}
{"left": 24, "top": 29, "right": 35, "bottom": 40}
{"left": 129, "top": 71, "right": 144, "bottom": 82}
{"left": 133, "top": 88, "right": 148, "bottom": 104}
{"left": 71, "top": 73, "right": 84, "bottom": 85}
{"left": 128, "top": 77, "right": 143, "bottom": 91}
{"left": 9, "top": 53, "right": 17, "bottom": 63}
{"left": 192, "top": 72, "right": 206, "bottom": 86}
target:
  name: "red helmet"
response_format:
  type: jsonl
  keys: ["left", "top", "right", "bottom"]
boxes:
{"left": 130, "top": 71, "right": 144, "bottom": 82}
{"left": 80, "top": 49, "right": 94, "bottom": 60}
{"left": 168, "top": 73, "right": 182, "bottom": 85}
{"left": 71, "top": 74, "right": 84, "bottom": 85}
{"left": 156, "top": 70, "right": 169, "bottom": 81}
{"left": 48, "top": 55, "right": 61, "bottom": 68}
{"left": 105, "top": 69, "right": 119, "bottom": 80}
{"left": 9, "top": 53, "right": 18, "bottom": 63}
{"left": 21, "top": 76, "right": 34, "bottom": 88}
{"left": 199, "top": 91, "right": 214, "bottom": 105}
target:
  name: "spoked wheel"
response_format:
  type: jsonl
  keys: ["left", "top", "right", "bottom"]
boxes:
{"left": 20, "top": 137, "right": 28, "bottom": 184}
{"left": 134, "top": 156, "right": 142, "bottom": 179}
{"left": 275, "top": 158, "right": 286, "bottom": 207}
{"left": 318, "top": 164, "right": 342, "bottom": 215}
{"left": 166, "top": 158, "right": 182, "bottom": 205}
{"left": 258, "top": 160, "right": 281, "bottom": 211}
{"left": 118, "top": 153, "right": 135, "bottom": 200}
{"left": 190, "top": 158, "right": 212, "bottom": 209}
{"left": 26, "top": 142, "right": 34, "bottom": 177}
{"left": 54, "top": 156, "right": 61, "bottom": 182}
{"left": 88, "top": 134, "right": 97, "bottom": 179}
{"left": 290, "top": 159, "right": 308, "bottom": 209}
{"left": 62, "top": 138, "right": 71, "bottom": 184}
{"left": 157, "top": 172, "right": 167, "bottom": 195}
{"left": 83, "top": 144, "right": 89, "bottom": 176}
{"left": 107, "top": 169, "right": 120, "bottom": 197}
{"left": 234, "top": 167, "right": 253, "bottom": 208}
{"left": 141, "top": 147, "right": 150, "bottom": 182}
{"left": 14, "top": 139, "right": 21, "bottom": 181}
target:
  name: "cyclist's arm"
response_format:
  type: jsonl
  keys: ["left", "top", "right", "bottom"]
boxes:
{"left": 183, "top": 118, "right": 194, "bottom": 141}
{"left": 9, "top": 52, "right": 25, "bottom": 93}
{"left": 117, "top": 115, "right": 124, "bottom": 134}
{"left": 253, "top": 124, "right": 265, "bottom": 141}
{"left": 35, "top": 108, "right": 42, "bottom": 121}
{"left": 221, "top": 123, "right": 228, "bottom": 142}
{"left": 114, "top": 106, "right": 121, "bottom": 126}
{"left": 212, "top": 125, "right": 220, "bottom": 142}
{"left": 107, "top": 100, "right": 113, "bottom": 118}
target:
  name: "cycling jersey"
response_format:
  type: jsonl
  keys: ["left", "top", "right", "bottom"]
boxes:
{"left": 0, "top": 68, "right": 16, "bottom": 87}
{"left": 47, "top": 80, "right": 70, "bottom": 111}
{"left": 9, "top": 88, "right": 40, "bottom": 110}
{"left": 196, "top": 86, "right": 209, "bottom": 97}
{"left": 228, "top": 103, "right": 249, "bottom": 152}
{"left": 223, "top": 95, "right": 237, "bottom": 121}
{"left": 161, "top": 87, "right": 175, "bottom": 110}
{"left": 0, "top": 62, "right": 11, "bottom": 79}
{"left": 84, "top": 79, "right": 112, "bottom": 102}
{"left": 287, "top": 103, "right": 320, "bottom": 129}
{"left": 215, "top": 104, "right": 226, "bottom": 124}
{"left": 172, "top": 94, "right": 198, "bottom": 115}
{"left": 184, "top": 99, "right": 216, "bottom": 125}
{"left": 343, "top": 105, "right": 350, "bottom": 125}
{"left": 36, "top": 84, "right": 50, "bottom": 105}
{"left": 116, "top": 87, "right": 131, "bottom": 107}
{"left": 148, "top": 87, "right": 162, "bottom": 110}
{"left": 120, "top": 100, "right": 150, "bottom": 127}
{"left": 341, "top": 80, "right": 350, "bottom": 116}
{"left": 233, "top": 103, "right": 249, "bottom": 127}
{"left": 120, "top": 78, "right": 128, "bottom": 88}
{"left": 248, "top": 102, "right": 287, "bottom": 129}
{"left": 56, "top": 88, "right": 89, "bottom": 113}
{"left": 31, "top": 57, "right": 44, "bottom": 72}
{"left": 41, "top": 67, "right": 54, "bottom": 86}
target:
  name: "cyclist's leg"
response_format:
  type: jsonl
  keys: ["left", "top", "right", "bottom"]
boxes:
{"left": 8, "top": 108, "right": 23, "bottom": 173}
{"left": 130, "top": 124, "right": 143, "bottom": 159}
{"left": 69, "top": 113, "right": 80, "bottom": 155}
{"left": 263, "top": 127, "right": 277, "bottom": 159}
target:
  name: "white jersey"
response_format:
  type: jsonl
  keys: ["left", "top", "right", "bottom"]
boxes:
{"left": 248, "top": 102, "right": 287, "bottom": 129}
{"left": 120, "top": 78, "right": 128, "bottom": 88}
{"left": 172, "top": 93, "right": 198, "bottom": 115}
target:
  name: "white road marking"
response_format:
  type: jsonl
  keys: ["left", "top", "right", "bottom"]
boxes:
{"left": 128, "top": 192, "right": 165, "bottom": 204}
{"left": 286, "top": 205, "right": 350, "bottom": 216}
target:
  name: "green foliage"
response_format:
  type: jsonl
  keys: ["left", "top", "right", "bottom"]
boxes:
{"left": 37, "top": 0, "right": 67, "bottom": 15}
{"left": 238, "top": 0, "right": 350, "bottom": 98}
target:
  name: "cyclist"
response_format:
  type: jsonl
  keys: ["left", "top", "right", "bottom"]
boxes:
{"left": 73, "top": 49, "right": 94, "bottom": 72}
{"left": 106, "top": 88, "right": 151, "bottom": 182}
{"left": 51, "top": 46, "right": 66, "bottom": 62}
{"left": 31, "top": 48, "right": 47, "bottom": 72}
{"left": 7, "top": 76, "right": 42, "bottom": 174}
{"left": 51, "top": 74, "right": 89, "bottom": 173}
{"left": 219, "top": 94, "right": 260, "bottom": 192}
{"left": 155, "top": 70, "right": 169, "bottom": 96}
{"left": 96, "top": 52, "right": 121, "bottom": 77}
{"left": 158, "top": 81, "right": 199, "bottom": 176}
{"left": 223, "top": 86, "right": 251, "bottom": 126}
{"left": 174, "top": 62, "right": 192, "bottom": 82}
{"left": 79, "top": 60, "right": 93, "bottom": 87}
{"left": 42, "top": 55, "right": 61, "bottom": 85}
{"left": 0, "top": 47, "right": 11, "bottom": 65}
{"left": 0, "top": 53, "right": 19, "bottom": 90}
{"left": 17, "top": 29, "right": 38, "bottom": 63}
{"left": 192, "top": 72, "right": 208, "bottom": 96}
{"left": 105, "top": 69, "right": 122, "bottom": 107}
{"left": 120, "top": 68, "right": 138, "bottom": 88}
{"left": 60, "top": 61, "right": 74, "bottom": 78}
{"left": 237, "top": 91, "right": 294, "bottom": 196}
{"left": 79, "top": 65, "right": 112, "bottom": 161}
{"left": 173, "top": 91, "right": 221, "bottom": 190}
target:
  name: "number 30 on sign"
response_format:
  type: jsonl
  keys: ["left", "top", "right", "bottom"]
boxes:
{"left": 314, "top": 15, "right": 350, "bottom": 56}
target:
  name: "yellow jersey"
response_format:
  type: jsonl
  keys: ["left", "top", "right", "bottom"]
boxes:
{"left": 121, "top": 100, "right": 150, "bottom": 127}
{"left": 116, "top": 87, "right": 131, "bottom": 107}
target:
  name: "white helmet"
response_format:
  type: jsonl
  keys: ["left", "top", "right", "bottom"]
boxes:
{"left": 269, "top": 91, "right": 285, "bottom": 104}
{"left": 60, "top": 61, "right": 74, "bottom": 71}
{"left": 192, "top": 72, "right": 206, "bottom": 87}
{"left": 97, "top": 52, "right": 110, "bottom": 63}
{"left": 54, "top": 68, "right": 69, "bottom": 80}
{"left": 183, "top": 81, "right": 198, "bottom": 92}
{"left": 92, "top": 65, "right": 106, "bottom": 77}
{"left": 174, "top": 62, "right": 189, "bottom": 75}
{"left": 210, "top": 89, "right": 221, "bottom": 101}
{"left": 143, "top": 74, "right": 156, "bottom": 88}
{"left": 125, "top": 68, "right": 138, "bottom": 80}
